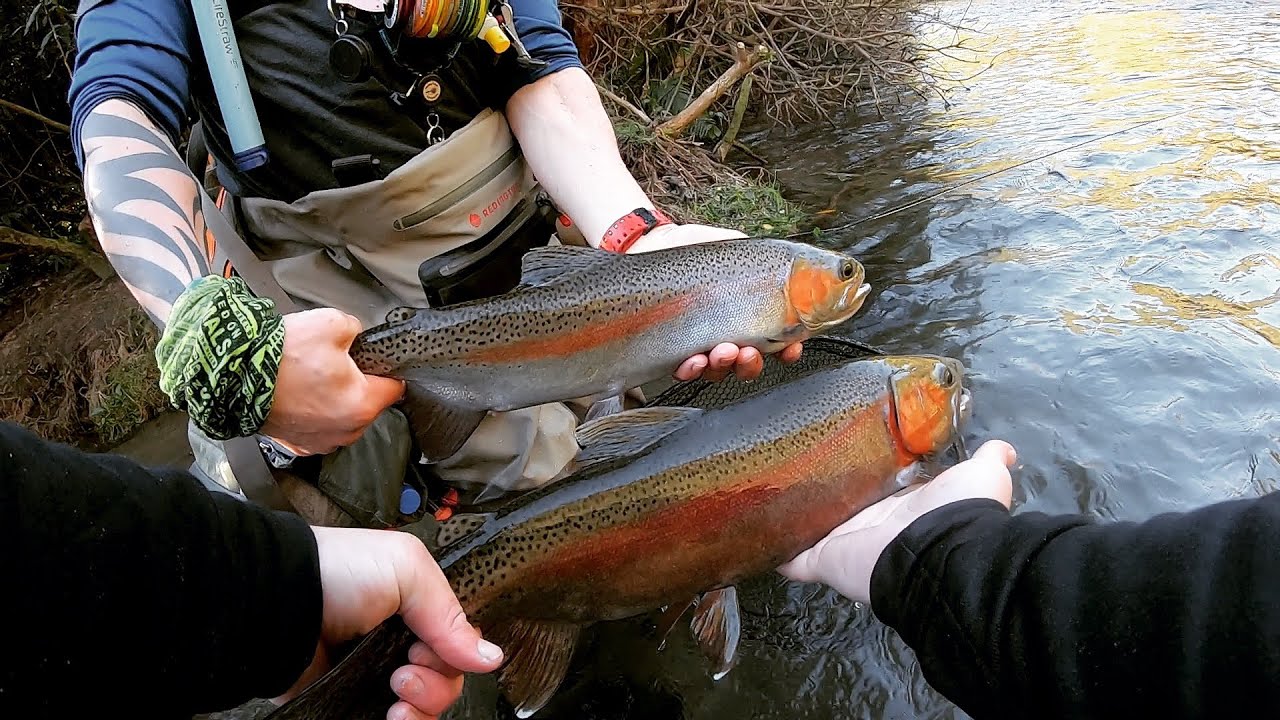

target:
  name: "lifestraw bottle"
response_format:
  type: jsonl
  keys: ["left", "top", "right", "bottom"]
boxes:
{"left": 190, "top": 0, "right": 269, "bottom": 171}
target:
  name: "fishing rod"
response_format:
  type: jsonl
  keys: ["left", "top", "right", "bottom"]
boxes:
{"left": 792, "top": 109, "right": 1187, "bottom": 238}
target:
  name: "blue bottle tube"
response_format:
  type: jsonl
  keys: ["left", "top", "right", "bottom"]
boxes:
{"left": 190, "top": 0, "right": 269, "bottom": 171}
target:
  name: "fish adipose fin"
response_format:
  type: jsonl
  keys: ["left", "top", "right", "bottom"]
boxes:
{"left": 433, "top": 512, "right": 489, "bottom": 548}
{"left": 489, "top": 619, "right": 582, "bottom": 718}
{"left": 400, "top": 384, "right": 486, "bottom": 464}
{"left": 573, "top": 406, "right": 704, "bottom": 473}
{"left": 690, "top": 586, "right": 742, "bottom": 681}
{"left": 518, "top": 244, "right": 618, "bottom": 287}
{"left": 384, "top": 306, "right": 419, "bottom": 324}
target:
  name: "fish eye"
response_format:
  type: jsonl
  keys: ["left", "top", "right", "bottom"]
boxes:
{"left": 840, "top": 260, "right": 855, "bottom": 280}
{"left": 935, "top": 363, "right": 955, "bottom": 386}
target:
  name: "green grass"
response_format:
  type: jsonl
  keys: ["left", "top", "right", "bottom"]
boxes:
{"left": 685, "top": 181, "right": 807, "bottom": 237}
{"left": 87, "top": 312, "right": 169, "bottom": 447}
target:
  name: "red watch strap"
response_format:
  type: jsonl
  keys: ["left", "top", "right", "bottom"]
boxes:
{"left": 600, "top": 207, "right": 673, "bottom": 253}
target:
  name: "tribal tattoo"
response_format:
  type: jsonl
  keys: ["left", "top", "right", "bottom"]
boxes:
{"left": 80, "top": 99, "right": 214, "bottom": 328}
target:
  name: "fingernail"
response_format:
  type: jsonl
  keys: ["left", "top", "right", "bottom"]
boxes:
{"left": 395, "top": 673, "right": 424, "bottom": 698}
{"left": 478, "top": 639, "right": 503, "bottom": 662}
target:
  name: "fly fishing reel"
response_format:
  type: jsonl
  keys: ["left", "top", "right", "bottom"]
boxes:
{"left": 327, "top": 0, "right": 545, "bottom": 84}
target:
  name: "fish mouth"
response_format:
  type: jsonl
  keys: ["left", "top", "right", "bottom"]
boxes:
{"left": 847, "top": 282, "right": 871, "bottom": 308}
{"left": 950, "top": 387, "right": 972, "bottom": 461}
{"left": 823, "top": 282, "right": 872, "bottom": 325}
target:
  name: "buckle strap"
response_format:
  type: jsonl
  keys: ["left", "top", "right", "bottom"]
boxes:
{"left": 599, "top": 206, "right": 673, "bottom": 253}
{"left": 222, "top": 435, "right": 299, "bottom": 514}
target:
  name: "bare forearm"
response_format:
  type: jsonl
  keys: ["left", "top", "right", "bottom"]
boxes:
{"left": 80, "top": 98, "right": 213, "bottom": 328}
{"left": 505, "top": 67, "right": 654, "bottom": 247}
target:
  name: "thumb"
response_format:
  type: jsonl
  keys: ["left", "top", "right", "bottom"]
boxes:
{"left": 321, "top": 308, "right": 364, "bottom": 347}
{"left": 395, "top": 542, "right": 504, "bottom": 674}
{"left": 363, "top": 375, "right": 407, "bottom": 408}
{"left": 970, "top": 439, "right": 1017, "bottom": 468}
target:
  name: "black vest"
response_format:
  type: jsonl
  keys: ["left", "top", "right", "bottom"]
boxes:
{"left": 188, "top": 0, "right": 518, "bottom": 202}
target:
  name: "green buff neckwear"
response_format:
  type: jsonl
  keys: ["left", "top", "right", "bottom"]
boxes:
{"left": 155, "top": 275, "right": 285, "bottom": 441}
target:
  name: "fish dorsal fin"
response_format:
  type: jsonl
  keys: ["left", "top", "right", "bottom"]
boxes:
{"left": 488, "top": 619, "right": 582, "bottom": 718}
{"left": 690, "top": 586, "right": 742, "bottom": 681}
{"left": 518, "top": 244, "right": 617, "bottom": 287}
{"left": 573, "top": 406, "right": 704, "bottom": 472}
{"left": 384, "top": 306, "right": 418, "bottom": 324}
{"left": 434, "top": 512, "right": 490, "bottom": 548}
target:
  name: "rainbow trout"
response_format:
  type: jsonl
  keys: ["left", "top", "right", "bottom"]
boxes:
{"left": 348, "top": 237, "right": 870, "bottom": 472}
{"left": 267, "top": 353, "right": 970, "bottom": 720}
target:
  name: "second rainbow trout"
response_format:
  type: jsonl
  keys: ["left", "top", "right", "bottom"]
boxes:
{"left": 266, "top": 353, "right": 970, "bottom": 720}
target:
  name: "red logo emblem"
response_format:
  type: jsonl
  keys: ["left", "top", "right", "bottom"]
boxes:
{"left": 469, "top": 213, "right": 482, "bottom": 228}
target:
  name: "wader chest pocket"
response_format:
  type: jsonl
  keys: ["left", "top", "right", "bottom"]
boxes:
{"left": 393, "top": 146, "right": 521, "bottom": 232}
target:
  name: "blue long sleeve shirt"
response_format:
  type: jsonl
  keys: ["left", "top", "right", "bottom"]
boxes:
{"left": 68, "top": 0, "right": 583, "bottom": 201}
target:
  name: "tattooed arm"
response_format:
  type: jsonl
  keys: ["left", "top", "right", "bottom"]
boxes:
{"left": 68, "top": 0, "right": 403, "bottom": 452}
{"left": 77, "top": 97, "right": 403, "bottom": 452}
{"left": 79, "top": 98, "right": 211, "bottom": 328}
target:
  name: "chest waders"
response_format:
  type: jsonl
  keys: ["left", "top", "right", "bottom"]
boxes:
{"left": 184, "top": 7, "right": 591, "bottom": 530}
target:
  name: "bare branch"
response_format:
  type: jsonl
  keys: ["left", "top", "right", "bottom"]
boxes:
{"left": 0, "top": 226, "right": 115, "bottom": 280}
{"left": 0, "top": 98, "right": 70, "bottom": 133}
{"left": 596, "top": 83, "right": 654, "bottom": 125}
{"left": 657, "top": 42, "right": 771, "bottom": 138}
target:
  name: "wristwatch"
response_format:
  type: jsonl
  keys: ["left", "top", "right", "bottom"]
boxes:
{"left": 600, "top": 206, "right": 673, "bottom": 253}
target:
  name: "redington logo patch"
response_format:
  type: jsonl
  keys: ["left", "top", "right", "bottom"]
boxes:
{"left": 480, "top": 182, "right": 520, "bottom": 221}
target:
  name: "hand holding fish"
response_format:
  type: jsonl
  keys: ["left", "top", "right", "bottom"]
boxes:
{"left": 260, "top": 308, "right": 407, "bottom": 456}
{"left": 274, "top": 526, "right": 505, "bottom": 720}
{"left": 625, "top": 223, "right": 805, "bottom": 382}
{"left": 777, "top": 439, "right": 1017, "bottom": 606}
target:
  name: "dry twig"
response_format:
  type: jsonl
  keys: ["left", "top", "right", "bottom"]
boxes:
{"left": 0, "top": 98, "right": 70, "bottom": 133}
{"left": 565, "top": 0, "right": 984, "bottom": 126}
{"left": 657, "top": 43, "right": 771, "bottom": 137}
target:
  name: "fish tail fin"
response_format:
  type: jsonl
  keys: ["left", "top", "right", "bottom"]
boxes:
{"left": 401, "top": 384, "right": 487, "bottom": 464}
{"left": 488, "top": 619, "right": 582, "bottom": 718}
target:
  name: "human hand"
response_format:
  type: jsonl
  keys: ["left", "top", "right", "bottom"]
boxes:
{"left": 276, "top": 526, "right": 505, "bottom": 720}
{"left": 259, "top": 308, "right": 406, "bottom": 456}
{"left": 626, "top": 223, "right": 805, "bottom": 382}
{"left": 777, "top": 439, "right": 1017, "bottom": 606}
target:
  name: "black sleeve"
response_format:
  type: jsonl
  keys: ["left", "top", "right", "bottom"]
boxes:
{"left": 0, "top": 421, "right": 323, "bottom": 717}
{"left": 870, "top": 491, "right": 1280, "bottom": 720}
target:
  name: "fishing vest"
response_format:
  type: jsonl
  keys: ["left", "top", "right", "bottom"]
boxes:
{"left": 180, "top": 0, "right": 587, "bottom": 524}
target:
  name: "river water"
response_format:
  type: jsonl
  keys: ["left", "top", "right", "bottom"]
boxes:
{"left": 449, "top": 0, "right": 1280, "bottom": 718}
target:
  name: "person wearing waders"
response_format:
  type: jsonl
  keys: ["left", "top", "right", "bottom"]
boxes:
{"left": 67, "top": 0, "right": 804, "bottom": 531}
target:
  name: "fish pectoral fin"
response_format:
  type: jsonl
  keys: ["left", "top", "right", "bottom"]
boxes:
{"left": 690, "top": 586, "right": 742, "bottom": 681}
{"left": 518, "top": 244, "right": 618, "bottom": 287}
{"left": 433, "top": 511, "right": 490, "bottom": 548}
{"left": 400, "top": 384, "right": 487, "bottom": 464}
{"left": 767, "top": 322, "right": 808, "bottom": 346}
{"left": 584, "top": 393, "right": 626, "bottom": 422}
{"left": 489, "top": 619, "right": 582, "bottom": 719}
{"left": 655, "top": 597, "right": 697, "bottom": 651}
